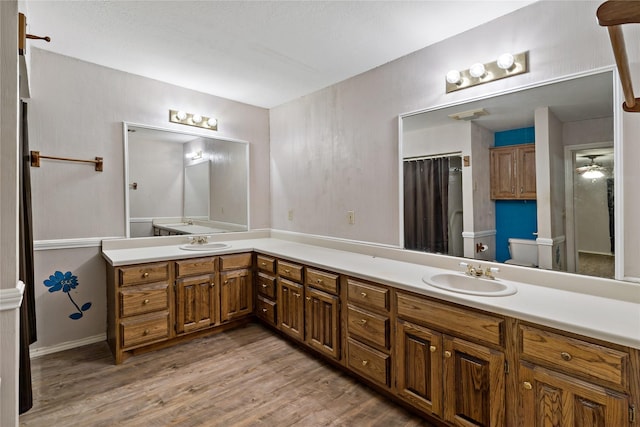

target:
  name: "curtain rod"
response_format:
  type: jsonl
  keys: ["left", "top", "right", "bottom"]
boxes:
{"left": 403, "top": 152, "right": 462, "bottom": 162}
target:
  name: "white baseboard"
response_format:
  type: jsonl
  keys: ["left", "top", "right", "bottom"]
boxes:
{"left": 30, "top": 333, "right": 106, "bottom": 359}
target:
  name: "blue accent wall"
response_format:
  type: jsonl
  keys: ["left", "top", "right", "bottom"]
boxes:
{"left": 494, "top": 127, "right": 537, "bottom": 262}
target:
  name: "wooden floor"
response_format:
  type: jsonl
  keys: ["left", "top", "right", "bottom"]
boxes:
{"left": 21, "top": 322, "right": 434, "bottom": 427}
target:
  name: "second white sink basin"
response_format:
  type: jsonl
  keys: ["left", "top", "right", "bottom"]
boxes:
{"left": 179, "top": 242, "right": 231, "bottom": 251}
{"left": 422, "top": 273, "right": 517, "bottom": 297}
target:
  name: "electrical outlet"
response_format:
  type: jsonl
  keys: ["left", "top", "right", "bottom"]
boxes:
{"left": 347, "top": 210, "right": 355, "bottom": 225}
{"left": 288, "top": 209, "right": 294, "bottom": 221}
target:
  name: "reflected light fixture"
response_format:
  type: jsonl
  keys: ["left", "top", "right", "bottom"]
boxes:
{"left": 576, "top": 155, "right": 606, "bottom": 180}
{"left": 169, "top": 109, "right": 218, "bottom": 131}
{"left": 445, "top": 51, "right": 528, "bottom": 93}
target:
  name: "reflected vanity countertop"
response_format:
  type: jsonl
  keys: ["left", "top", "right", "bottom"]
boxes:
{"left": 101, "top": 235, "right": 640, "bottom": 350}
{"left": 153, "top": 223, "right": 229, "bottom": 234}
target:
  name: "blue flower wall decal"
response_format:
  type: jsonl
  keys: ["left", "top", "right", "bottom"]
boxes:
{"left": 44, "top": 271, "right": 92, "bottom": 320}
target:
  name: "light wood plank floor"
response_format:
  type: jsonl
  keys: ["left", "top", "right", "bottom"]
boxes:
{"left": 21, "top": 323, "right": 434, "bottom": 427}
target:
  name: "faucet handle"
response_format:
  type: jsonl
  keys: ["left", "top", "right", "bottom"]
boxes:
{"left": 459, "top": 262, "right": 473, "bottom": 275}
{"left": 484, "top": 267, "right": 500, "bottom": 279}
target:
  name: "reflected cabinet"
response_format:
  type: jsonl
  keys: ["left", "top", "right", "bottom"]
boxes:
{"left": 490, "top": 144, "right": 536, "bottom": 200}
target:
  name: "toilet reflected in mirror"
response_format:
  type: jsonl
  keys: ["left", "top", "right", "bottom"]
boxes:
{"left": 504, "top": 238, "right": 538, "bottom": 267}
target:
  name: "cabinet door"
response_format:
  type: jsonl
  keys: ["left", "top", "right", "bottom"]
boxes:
{"left": 395, "top": 320, "right": 443, "bottom": 417}
{"left": 443, "top": 337, "right": 505, "bottom": 427}
{"left": 277, "top": 278, "right": 304, "bottom": 341}
{"left": 517, "top": 145, "right": 536, "bottom": 199}
{"left": 490, "top": 147, "right": 516, "bottom": 199}
{"left": 305, "top": 287, "right": 340, "bottom": 360}
{"left": 519, "top": 362, "right": 628, "bottom": 427}
{"left": 175, "top": 274, "right": 216, "bottom": 334}
{"left": 220, "top": 269, "right": 253, "bottom": 322}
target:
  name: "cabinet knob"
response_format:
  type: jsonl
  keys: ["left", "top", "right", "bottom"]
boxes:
{"left": 359, "top": 319, "right": 367, "bottom": 325}
{"left": 143, "top": 272, "right": 149, "bottom": 278}
{"left": 306, "top": 297, "right": 311, "bottom": 301}
{"left": 429, "top": 345, "right": 437, "bottom": 353}
{"left": 523, "top": 381, "right": 532, "bottom": 390}
{"left": 361, "top": 360, "right": 368, "bottom": 367}
{"left": 560, "top": 351, "right": 572, "bottom": 361}
{"left": 285, "top": 269, "right": 291, "bottom": 274}
{"left": 262, "top": 284, "right": 267, "bottom": 288}
{"left": 261, "top": 262, "right": 266, "bottom": 267}
{"left": 224, "top": 280, "right": 228, "bottom": 284}
{"left": 143, "top": 299, "right": 150, "bottom": 305}
{"left": 444, "top": 351, "right": 452, "bottom": 358}
{"left": 143, "top": 329, "right": 150, "bottom": 335}
{"left": 294, "top": 293, "right": 300, "bottom": 298}
{"left": 360, "top": 292, "right": 367, "bottom": 298}
{"left": 316, "top": 279, "right": 323, "bottom": 284}
{"left": 520, "top": 186, "right": 524, "bottom": 194}
{"left": 262, "top": 308, "right": 267, "bottom": 313}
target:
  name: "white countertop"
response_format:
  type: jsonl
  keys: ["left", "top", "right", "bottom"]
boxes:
{"left": 102, "top": 236, "right": 640, "bottom": 350}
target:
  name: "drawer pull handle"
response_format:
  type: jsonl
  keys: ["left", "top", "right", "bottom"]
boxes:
{"left": 306, "top": 297, "right": 311, "bottom": 301}
{"left": 444, "top": 351, "right": 452, "bottom": 358}
{"left": 359, "top": 319, "right": 367, "bottom": 325}
{"left": 316, "top": 279, "right": 323, "bottom": 284}
{"left": 361, "top": 292, "right": 367, "bottom": 297}
{"left": 143, "top": 329, "right": 150, "bottom": 335}
{"left": 523, "top": 381, "right": 532, "bottom": 390}
{"left": 143, "top": 299, "right": 150, "bottom": 305}
{"left": 261, "top": 262, "right": 266, "bottom": 267}
{"left": 224, "top": 280, "right": 229, "bottom": 284}
{"left": 262, "top": 284, "right": 267, "bottom": 288}
{"left": 429, "top": 345, "right": 437, "bottom": 353}
{"left": 285, "top": 269, "right": 291, "bottom": 274}
{"left": 361, "top": 360, "right": 368, "bottom": 366}
{"left": 560, "top": 352, "right": 572, "bottom": 361}
{"left": 143, "top": 272, "right": 149, "bottom": 278}
{"left": 294, "top": 293, "right": 300, "bottom": 298}
{"left": 262, "top": 308, "right": 267, "bottom": 313}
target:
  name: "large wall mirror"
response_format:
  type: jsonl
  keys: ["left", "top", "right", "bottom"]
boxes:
{"left": 401, "top": 70, "right": 617, "bottom": 280}
{"left": 124, "top": 123, "right": 249, "bottom": 237}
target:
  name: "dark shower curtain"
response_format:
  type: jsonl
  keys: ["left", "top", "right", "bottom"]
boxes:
{"left": 607, "top": 178, "right": 614, "bottom": 253}
{"left": 404, "top": 157, "right": 450, "bottom": 253}
{"left": 19, "top": 100, "right": 36, "bottom": 414}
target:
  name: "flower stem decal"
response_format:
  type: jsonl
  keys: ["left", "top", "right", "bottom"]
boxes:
{"left": 44, "top": 271, "right": 92, "bottom": 320}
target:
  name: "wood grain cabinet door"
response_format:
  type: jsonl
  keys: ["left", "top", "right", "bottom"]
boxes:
{"left": 395, "top": 320, "right": 443, "bottom": 417}
{"left": 518, "top": 362, "right": 628, "bottom": 427}
{"left": 442, "top": 336, "right": 505, "bottom": 427}
{"left": 175, "top": 274, "right": 216, "bottom": 334}
{"left": 220, "top": 268, "right": 253, "bottom": 322}
{"left": 305, "top": 287, "right": 340, "bottom": 360}
{"left": 277, "top": 278, "right": 304, "bottom": 341}
{"left": 490, "top": 147, "right": 516, "bottom": 199}
{"left": 517, "top": 144, "right": 536, "bottom": 199}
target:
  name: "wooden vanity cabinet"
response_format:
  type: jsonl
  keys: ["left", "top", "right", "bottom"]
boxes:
{"left": 396, "top": 291, "right": 506, "bottom": 426}
{"left": 517, "top": 324, "right": 632, "bottom": 427}
{"left": 255, "top": 254, "right": 277, "bottom": 327}
{"left": 174, "top": 257, "right": 217, "bottom": 334}
{"left": 304, "top": 267, "right": 340, "bottom": 360}
{"left": 220, "top": 253, "right": 253, "bottom": 322}
{"left": 490, "top": 143, "right": 536, "bottom": 200}
{"left": 277, "top": 260, "right": 305, "bottom": 341}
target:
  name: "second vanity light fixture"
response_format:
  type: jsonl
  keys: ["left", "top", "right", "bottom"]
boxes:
{"left": 445, "top": 51, "right": 528, "bottom": 93}
{"left": 169, "top": 109, "right": 218, "bottom": 131}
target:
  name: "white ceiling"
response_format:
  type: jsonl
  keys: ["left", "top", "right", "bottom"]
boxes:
{"left": 25, "top": 0, "right": 536, "bottom": 108}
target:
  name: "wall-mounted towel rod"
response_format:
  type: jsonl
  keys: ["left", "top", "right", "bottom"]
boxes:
{"left": 30, "top": 151, "right": 103, "bottom": 172}
{"left": 597, "top": 1, "right": 640, "bottom": 112}
{"left": 18, "top": 13, "right": 51, "bottom": 55}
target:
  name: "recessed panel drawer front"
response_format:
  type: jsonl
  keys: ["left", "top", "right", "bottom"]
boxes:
{"left": 277, "top": 260, "right": 303, "bottom": 283}
{"left": 256, "top": 272, "right": 276, "bottom": 299}
{"left": 120, "top": 284, "right": 169, "bottom": 318}
{"left": 119, "top": 262, "right": 169, "bottom": 286}
{"left": 256, "top": 254, "right": 276, "bottom": 273}
{"left": 220, "top": 253, "right": 252, "bottom": 271}
{"left": 397, "top": 291, "right": 503, "bottom": 347}
{"left": 305, "top": 268, "right": 338, "bottom": 295}
{"left": 120, "top": 312, "right": 170, "bottom": 349}
{"left": 347, "top": 338, "right": 390, "bottom": 387}
{"left": 347, "top": 305, "right": 389, "bottom": 350}
{"left": 347, "top": 279, "right": 389, "bottom": 312}
{"left": 256, "top": 296, "right": 276, "bottom": 326}
{"left": 520, "top": 325, "right": 629, "bottom": 387}
{"left": 175, "top": 257, "right": 216, "bottom": 278}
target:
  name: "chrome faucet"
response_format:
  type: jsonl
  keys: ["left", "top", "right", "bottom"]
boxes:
{"left": 190, "top": 235, "right": 208, "bottom": 245}
{"left": 459, "top": 262, "right": 499, "bottom": 279}
{"left": 186, "top": 219, "right": 194, "bottom": 225}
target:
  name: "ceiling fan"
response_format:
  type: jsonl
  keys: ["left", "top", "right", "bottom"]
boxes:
{"left": 575, "top": 154, "right": 607, "bottom": 179}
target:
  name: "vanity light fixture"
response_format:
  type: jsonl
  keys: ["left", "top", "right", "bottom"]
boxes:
{"left": 445, "top": 51, "right": 528, "bottom": 93}
{"left": 169, "top": 109, "right": 218, "bottom": 131}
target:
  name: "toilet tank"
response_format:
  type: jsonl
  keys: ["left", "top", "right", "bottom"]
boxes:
{"left": 508, "top": 238, "right": 538, "bottom": 265}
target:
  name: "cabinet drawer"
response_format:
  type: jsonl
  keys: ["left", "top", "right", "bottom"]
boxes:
{"left": 305, "top": 268, "right": 338, "bottom": 295}
{"left": 256, "top": 272, "right": 276, "bottom": 299}
{"left": 175, "top": 257, "right": 216, "bottom": 278}
{"left": 520, "top": 325, "right": 629, "bottom": 387}
{"left": 256, "top": 296, "right": 276, "bottom": 326}
{"left": 119, "top": 262, "right": 169, "bottom": 286}
{"left": 119, "top": 284, "right": 169, "bottom": 318}
{"left": 347, "top": 338, "right": 390, "bottom": 387}
{"left": 120, "top": 312, "right": 170, "bottom": 349}
{"left": 397, "top": 291, "right": 503, "bottom": 347}
{"left": 347, "top": 305, "right": 389, "bottom": 350}
{"left": 277, "top": 260, "right": 303, "bottom": 282}
{"left": 256, "top": 254, "right": 276, "bottom": 273}
{"left": 220, "top": 253, "right": 252, "bottom": 271}
{"left": 347, "top": 278, "right": 389, "bottom": 312}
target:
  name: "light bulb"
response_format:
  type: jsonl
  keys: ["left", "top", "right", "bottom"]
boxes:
{"left": 176, "top": 111, "right": 187, "bottom": 121}
{"left": 192, "top": 114, "right": 203, "bottom": 124}
{"left": 582, "top": 169, "right": 604, "bottom": 179}
{"left": 207, "top": 118, "right": 218, "bottom": 128}
{"left": 469, "top": 63, "right": 486, "bottom": 78}
{"left": 446, "top": 69, "right": 462, "bottom": 85}
{"left": 497, "top": 53, "right": 515, "bottom": 70}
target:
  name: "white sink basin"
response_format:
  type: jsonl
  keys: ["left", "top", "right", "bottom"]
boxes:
{"left": 179, "top": 242, "right": 231, "bottom": 251}
{"left": 422, "top": 273, "right": 517, "bottom": 297}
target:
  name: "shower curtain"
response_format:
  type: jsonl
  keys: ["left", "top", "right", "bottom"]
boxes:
{"left": 404, "top": 157, "right": 450, "bottom": 253}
